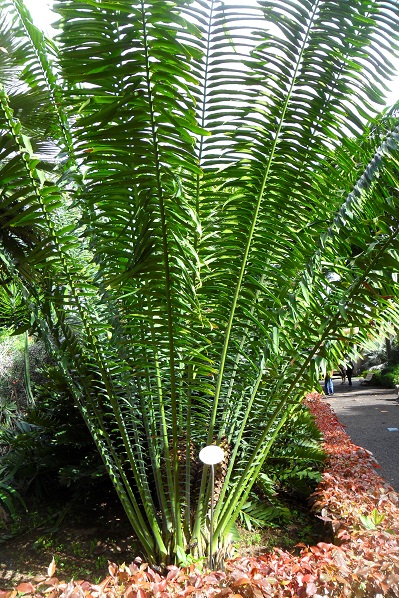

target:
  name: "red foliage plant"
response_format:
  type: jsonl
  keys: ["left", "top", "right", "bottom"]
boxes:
{"left": 1, "top": 393, "right": 399, "bottom": 597}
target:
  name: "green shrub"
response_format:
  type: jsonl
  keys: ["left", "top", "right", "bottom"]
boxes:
{"left": 237, "top": 404, "right": 326, "bottom": 532}
{"left": 0, "top": 333, "right": 48, "bottom": 415}
{"left": 0, "top": 362, "right": 105, "bottom": 499}
{"left": 364, "top": 364, "right": 399, "bottom": 388}
{"left": 263, "top": 404, "right": 326, "bottom": 497}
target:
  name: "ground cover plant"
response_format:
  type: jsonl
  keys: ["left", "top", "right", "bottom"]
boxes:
{"left": 1, "top": 391, "right": 398, "bottom": 596}
{"left": 1, "top": 0, "right": 399, "bottom": 567}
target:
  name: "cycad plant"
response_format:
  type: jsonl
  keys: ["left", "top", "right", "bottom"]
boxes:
{"left": 1, "top": 0, "right": 399, "bottom": 566}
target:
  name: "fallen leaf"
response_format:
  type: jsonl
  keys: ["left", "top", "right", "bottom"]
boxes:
{"left": 47, "top": 557, "right": 56, "bottom": 578}
{"left": 16, "top": 583, "right": 35, "bottom": 595}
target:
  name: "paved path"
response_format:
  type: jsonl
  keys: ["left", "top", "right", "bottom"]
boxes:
{"left": 321, "top": 378, "right": 399, "bottom": 492}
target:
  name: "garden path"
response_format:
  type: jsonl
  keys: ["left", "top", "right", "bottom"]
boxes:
{"left": 323, "top": 377, "right": 399, "bottom": 492}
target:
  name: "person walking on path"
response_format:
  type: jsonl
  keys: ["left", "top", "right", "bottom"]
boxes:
{"left": 324, "top": 370, "right": 334, "bottom": 395}
{"left": 346, "top": 357, "right": 354, "bottom": 386}
{"left": 339, "top": 363, "right": 346, "bottom": 384}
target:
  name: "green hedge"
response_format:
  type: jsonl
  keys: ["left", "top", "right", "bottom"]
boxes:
{"left": 363, "top": 364, "right": 399, "bottom": 388}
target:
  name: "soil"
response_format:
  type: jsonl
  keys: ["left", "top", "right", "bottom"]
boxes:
{"left": 0, "top": 489, "right": 329, "bottom": 590}
{"left": 0, "top": 489, "right": 139, "bottom": 588}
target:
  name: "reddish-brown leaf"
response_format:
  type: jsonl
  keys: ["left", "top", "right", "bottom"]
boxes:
{"left": 16, "top": 583, "right": 35, "bottom": 595}
{"left": 231, "top": 577, "right": 251, "bottom": 587}
{"left": 108, "top": 563, "right": 119, "bottom": 578}
{"left": 123, "top": 585, "right": 136, "bottom": 598}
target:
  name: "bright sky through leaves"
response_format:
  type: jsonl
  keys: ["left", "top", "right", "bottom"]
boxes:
{"left": 23, "top": 0, "right": 399, "bottom": 106}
